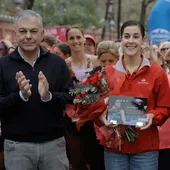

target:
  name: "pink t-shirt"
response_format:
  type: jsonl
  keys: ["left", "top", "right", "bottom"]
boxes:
{"left": 67, "top": 56, "right": 93, "bottom": 122}
{"left": 67, "top": 56, "right": 93, "bottom": 87}
{"left": 72, "top": 64, "right": 88, "bottom": 86}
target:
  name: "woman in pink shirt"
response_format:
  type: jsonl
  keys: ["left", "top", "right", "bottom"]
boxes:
{"left": 64, "top": 25, "right": 104, "bottom": 170}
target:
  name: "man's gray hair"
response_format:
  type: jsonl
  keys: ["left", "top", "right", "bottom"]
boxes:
{"left": 14, "top": 10, "right": 43, "bottom": 30}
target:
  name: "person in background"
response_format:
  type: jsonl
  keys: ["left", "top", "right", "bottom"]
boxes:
{"left": 157, "top": 41, "right": 170, "bottom": 72}
{"left": 0, "top": 39, "right": 15, "bottom": 57}
{"left": 0, "top": 10, "right": 73, "bottom": 170}
{"left": 115, "top": 39, "right": 123, "bottom": 57}
{"left": 41, "top": 34, "right": 60, "bottom": 53}
{"left": 96, "top": 40, "right": 119, "bottom": 68}
{"left": 0, "top": 120, "right": 4, "bottom": 170}
{"left": 0, "top": 42, "right": 7, "bottom": 57}
{"left": 65, "top": 25, "right": 104, "bottom": 170}
{"left": 84, "top": 34, "right": 96, "bottom": 55}
{"left": 142, "top": 42, "right": 160, "bottom": 65}
{"left": 159, "top": 41, "right": 170, "bottom": 59}
{"left": 142, "top": 43, "right": 150, "bottom": 58}
{"left": 98, "top": 20, "right": 170, "bottom": 170}
{"left": 165, "top": 49, "right": 170, "bottom": 74}
{"left": 158, "top": 47, "right": 170, "bottom": 170}
{"left": 55, "top": 42, "right": 71, "bottom": 60}
{"left": 0, "top": 39, "right": 15, "bottom": 170}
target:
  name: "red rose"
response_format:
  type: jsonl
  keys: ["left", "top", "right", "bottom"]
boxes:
{"left": 95, "top": 71, "right": 103, "bottom": 81}
{"left": 88, "top": 76, "right": 97, "bottom": 85}
{"left": 81, "top": 93, "right": 86, "bottom": 98}
{"left": 76, "top": 94, "right": 81, "bottom": 98}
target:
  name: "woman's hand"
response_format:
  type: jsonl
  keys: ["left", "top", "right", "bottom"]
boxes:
{"left": 2, "top": 39, "right": 13, "bottom": 49}
{"left": 99, "top": 106, "right": 117, "bottom": 127}
{"left": 140, "top": 113, "right": 154, "bottom": 130}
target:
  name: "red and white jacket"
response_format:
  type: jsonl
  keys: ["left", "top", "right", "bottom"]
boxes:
{"left": 95, "top": 56, "right": 170, "bottom": 153}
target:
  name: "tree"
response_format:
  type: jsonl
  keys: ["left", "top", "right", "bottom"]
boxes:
{"left": 32, "top": 0, "right": 105, "bottom": 28}
{"left": 117, "top": 0, "right": 121, "bottom": 39}
{"left": 1, "top": 0, "right": 35, "bottom": 15}
{"left": 1, "top": 0, "right": 156, "bottom": 36}
{"left": 140, "top": 0, "right": 156, "bottom": 26}
{"left": 23, "top": 0, "right": 35, "bottom": 9}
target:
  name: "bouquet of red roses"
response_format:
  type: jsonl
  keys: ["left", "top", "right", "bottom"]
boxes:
{"left": 70, "top": 66, "right": 110, "bottom": 114}
{"left": 66, "top": 66, "right": 110, "bottom": 127}
{"left": 65, "top": 66, "right": 138, "bottom": 148}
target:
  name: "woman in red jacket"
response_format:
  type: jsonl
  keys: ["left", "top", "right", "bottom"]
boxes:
{"left": 98, "top": 20, "right": 170, "bottom": 170}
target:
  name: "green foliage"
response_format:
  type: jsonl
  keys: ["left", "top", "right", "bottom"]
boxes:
{"left": 69, "top": 83, "right": 97, "bottom": 96}
{"left": 73, "top": 93, "right": 99, "bottom": 104}
{"left": 1, "top": 0, "right": 156, "bottom": 33}
{"left": 69, "top": 82, "right": 100, "bottom": 105}
{"left": 125, "top": 126, "right": 139, "bottom": 142}
{"left": 32, "top": 0, "right": 104, "bottom": 28}
{"left": 1, "top": 0, "right": 16, "bottom": 15}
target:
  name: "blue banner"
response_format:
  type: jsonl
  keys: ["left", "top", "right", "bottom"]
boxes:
{"left": 148, "top": 0, "right": 170, "bottom": 44}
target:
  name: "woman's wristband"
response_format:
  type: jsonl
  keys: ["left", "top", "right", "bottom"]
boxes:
{"left": 8, "top": 46, "right": 15, "bottom": 50}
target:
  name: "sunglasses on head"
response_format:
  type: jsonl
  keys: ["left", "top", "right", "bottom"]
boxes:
{"left": 161, "top": 48, "right": 169, "bottom": 51}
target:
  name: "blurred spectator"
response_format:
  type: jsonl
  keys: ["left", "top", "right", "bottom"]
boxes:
{"left": 41, "top": 35, "right": 60, "bottom": 53}
{"left": 0, "top": 39, "right": 14, "bottom": 170}
{"left": 159, "top": 42, "right": 170, "bottom": 59}
{"left": 84, "top": 34, "right": 96, "bottom": 55}
{"left": 115, "top": 39, "right": 123, "bottom": 57}
{"left": 0, "top": 42, "right": 7, "bottom": 57}
{"left": 157, "top": 42, "right": 170, "bottom": 71}
{"left": 165, "top": 48, "right": 170, "bottom": 74}
{"left": 55, "top": 43, "right": 71, "bottom": 60}
{"left": 142, "top": 43, "right": 150, "bottom": 59}
{"left": 96, "top": 40, "right": 119, "bottom": 68}
{"left": 158, "top": 46, "right": 170, "bottom": 170}
{"left": 142, "top": 42, "right": 160, "bottom": 65}
{"left": 0, "top": 40, "right": 15, "bottom": 57}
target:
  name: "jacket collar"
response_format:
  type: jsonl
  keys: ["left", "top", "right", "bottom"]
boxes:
{"left": 9, "top": 46, "right": 49, "bottom": 60}
{"left": 113, "top": 55, "right": 150, "bottom": 73}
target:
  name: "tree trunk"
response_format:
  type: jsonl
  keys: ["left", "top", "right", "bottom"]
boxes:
{"left": 101, "top": 0, "right": 110, "bottom": 40}
{"left": 140, "top": 0, "right": 154, "bottom": 25}
{"left": 117, "top": 0, "right": 121, "bottom": 39}
{"left": 140, "top": 0, "right": 146, "bottom": 26}
{"left": 23, "top": 0, "right": 35, "bottom": 9}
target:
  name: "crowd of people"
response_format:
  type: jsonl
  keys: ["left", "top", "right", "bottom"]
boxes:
{"left": 0, "top": 9, "right": 170, "bottom": 170}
